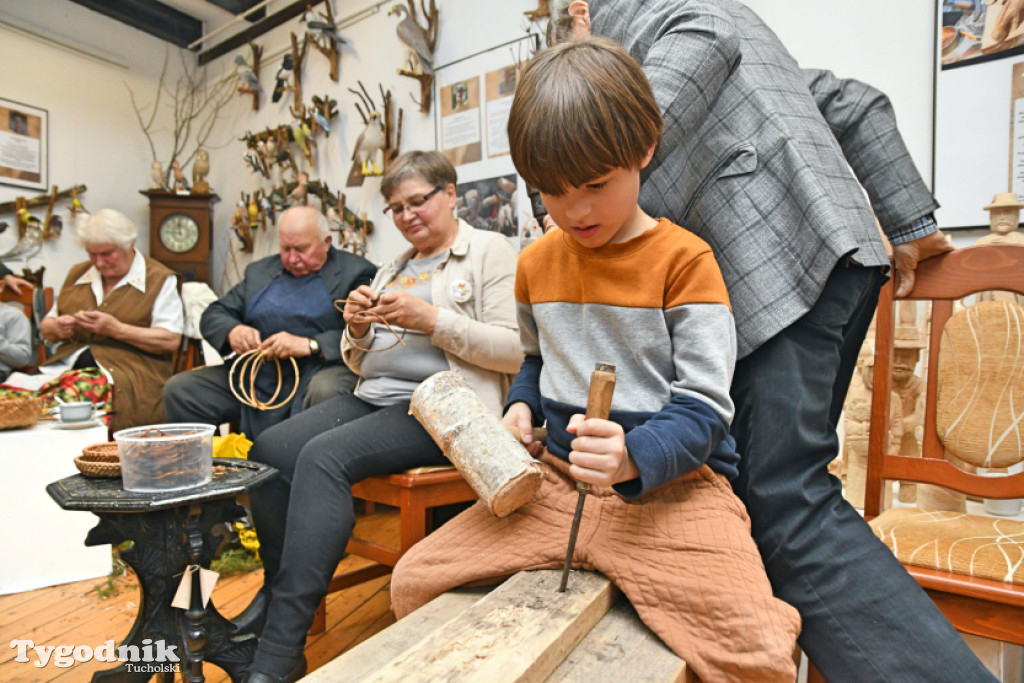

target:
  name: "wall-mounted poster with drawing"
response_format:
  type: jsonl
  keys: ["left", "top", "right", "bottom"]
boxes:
{"left": 484, "top": 65, "right": 517, "bottom": 158}
{"left": 0, "top": 97, "right": 47, "bottom": 191}
{"left": 440, "top": 77, "right": 482, "bottom": 167}
{"left": 934, "top": 1, "right": 1024, "bottom": 228}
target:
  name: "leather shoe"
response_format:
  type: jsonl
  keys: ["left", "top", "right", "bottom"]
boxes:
{"left": 231, "top": 587, "right": 270, "bottom": 637}
{"left": 244, "top": 656, "right": 307, "bottom": 683}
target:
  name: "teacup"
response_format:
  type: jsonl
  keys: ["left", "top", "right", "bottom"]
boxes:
{"left": 58, "top": 401, "right": 95, "bottom": 423}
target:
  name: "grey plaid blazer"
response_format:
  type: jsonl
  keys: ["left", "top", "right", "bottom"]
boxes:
{"left": 590, "top": 0, "right": 937, "bottom": 357}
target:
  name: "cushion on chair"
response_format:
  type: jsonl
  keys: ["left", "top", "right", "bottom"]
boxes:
{"left": 869, "top": 507, "right": 1024, "bottom": 584}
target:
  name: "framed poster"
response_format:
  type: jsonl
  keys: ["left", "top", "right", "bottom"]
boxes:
{"left": 0, "top": 97, "right": 47, "bottom": 191}
{"left": 934, "top": 1, "right": 1024, "bottom": 229}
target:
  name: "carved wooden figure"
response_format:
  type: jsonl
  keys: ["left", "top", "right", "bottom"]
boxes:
{"left": 231, "top": 200, "right": 253, "bottom": 253}
{"left": 234, "top": 42, "right": 263, "bottom": 112}
{"left": 390, "top": 0, "right": 438, "bottom": 114}
{"left": 302, "top": 2, "right": 342, "bottom": 82}
{"left": 975, "top": 192, "right": 1024, "bottom": 306}
{"left": 191, "top": 149, "right": 211, "bottom": 194}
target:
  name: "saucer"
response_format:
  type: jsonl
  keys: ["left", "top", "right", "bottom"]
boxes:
{"left": 53, "top": 417, "right": 104, "bottom": 430}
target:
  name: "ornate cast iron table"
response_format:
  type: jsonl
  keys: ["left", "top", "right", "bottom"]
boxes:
{"left": 47, "top": 458, "right": 277, "bottom": 683}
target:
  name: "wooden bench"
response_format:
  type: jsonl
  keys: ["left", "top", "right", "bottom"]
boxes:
{"left": 304, "top": 569, "right": 688, "bottom": 682}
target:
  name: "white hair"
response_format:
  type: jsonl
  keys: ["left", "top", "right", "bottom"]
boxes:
{"left": 279, "top": 205, "right": 330, "bottom": 239}
{"left": 547, "top": 0, "right": 575, "bottom": 46}
{"left": 73, "top": 209, "right": 137, "bottom": 249}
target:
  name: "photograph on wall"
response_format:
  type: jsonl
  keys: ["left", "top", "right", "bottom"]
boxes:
{"left": 941, "top": 0, "right": 1024, "bottom": 69}
{"left": 484, "top": 65, "right": 517, "bottom": 158}
{"left": 440, "top": 77, "right": 482, "bottom": 167}
{"left": 455, "top": 173, "right": 517, "bottom": 238}
{"left": 0, "top": 97, "right": 47, "bottom": 191}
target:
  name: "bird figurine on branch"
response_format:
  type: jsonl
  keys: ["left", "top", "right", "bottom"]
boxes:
{"left": 389, "top": 1, "right": 438, "bottom": 113}
{"left": 352, "top": 112, "right": 385, "bottom": 176}
{"left": 272, "top": 53, "right": 295, "bottom": 104}
{"left": 192, "top": 149, "right": 211, "bottom": 193}
{"left": 234, "top": 53, "right": 262, "bottom": 112}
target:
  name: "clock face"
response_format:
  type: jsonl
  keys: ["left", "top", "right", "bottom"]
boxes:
{"left": 159, "top": 213, "right": 200, "bottom": 253}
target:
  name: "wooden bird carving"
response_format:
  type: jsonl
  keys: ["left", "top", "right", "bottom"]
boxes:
{"left": 172, "top": 160, "right": 190, "bottom": 192}
{"left": 234, "top": 55, "right": 262, "bottom": 94}
{"left": 352, "top": 112, "right": 385, "bottom": 176}
{"left": 192, "top": 149, "right": 211, "bottom": 190}
{"left": 272, "top": 53, "right": 294, "bottom": 104}
{"left": 301, "top": 8, "right": 347, "bottom": 51}
{"left": 388, "top": 4, "right": 434, "bottom": 74}
{"left": 151, "top": 161, "right": 168, "bottom": 191}
{"left": 1, "top": 209, "right": 44, "bottom": 261}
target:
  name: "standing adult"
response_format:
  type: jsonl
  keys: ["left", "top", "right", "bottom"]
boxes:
{"left": 550, "top": 1, "right": 990, "bottom": 680}
{"left": 163, "top": 206, "right": 376, "bottom": 439}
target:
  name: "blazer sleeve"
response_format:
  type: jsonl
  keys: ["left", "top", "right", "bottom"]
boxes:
{"left": 803, "top": 68, "right": 939, "bottom": 234}
{"left": 200, "top": 269, "right": 252, "bottom": 357}
{"left": 317, "top": 256, "right": 376, "bottom": 362}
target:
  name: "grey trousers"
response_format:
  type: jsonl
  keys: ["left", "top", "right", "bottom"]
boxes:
{"left": 163, "top": 362, "right": 359, "bottom": 435}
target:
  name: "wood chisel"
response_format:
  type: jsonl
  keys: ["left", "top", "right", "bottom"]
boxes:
{"left": 558, "top": 362, "right": 616, "bottom": 592}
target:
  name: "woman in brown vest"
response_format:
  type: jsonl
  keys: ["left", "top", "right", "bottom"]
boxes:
{"left": 39, "top": 209, "right": 183, "bottom": 431}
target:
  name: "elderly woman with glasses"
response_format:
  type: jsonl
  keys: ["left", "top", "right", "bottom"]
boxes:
{"left": 240, "top": 150, "right": 522, "bottom": 683}
{"left": 37, "top": 209, "right": 183, "bottom": 431}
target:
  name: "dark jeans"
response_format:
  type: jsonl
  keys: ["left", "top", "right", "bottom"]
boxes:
{"left": 246, "top": 393, "right": 447, "bottom": 669}
{"left": 730, "top": 262, "right": 994, "bottom": 681}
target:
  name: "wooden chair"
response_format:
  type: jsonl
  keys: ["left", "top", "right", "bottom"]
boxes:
{"left": 1, "top": 285, "right": 54, "bottom": 370}
{"left": 863, "top": 243, "right": 1024, "bottom": 648}
{"left": 309, "top": 466, "right": 477, "bottom": 633}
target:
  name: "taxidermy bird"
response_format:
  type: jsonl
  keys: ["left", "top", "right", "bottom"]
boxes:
{"left": 231, "top": 201, "right": 252, "bottom": 253}
{"left": 192, "top": 149, "right": 210, "bottom": 187}
{"left": 352, "top": 112, "right": 385, "bottom": 176}
{"left": 70, "top": 195, "right": 88, "bottom": 217}
{"left": 272, "top": 54, "right": 294, "bottom": 104}
{"left": 301, "top": 9, "right": 347, "bottom": 50}
{"left": 48, "top": 215, "right": 63, "bottom": 237}
{"left": 243, "top": 144, "right": 266, "bottom": 176}
{"left": 260, "top": 193, "right": 276, "bottom": 224}
{"left": 151, "top": 161, "right": 168, "bottom": 190}
{"left": 234, "top": 55, "right": 261, "bottom": 94}
{"left": 1, "top": 210, "right": 43, "bottom": 261}
{"left": 172, "top": 160, "right": 190, "bottom": 192}
{"left": 388, "top": 4, "right": 434, "bottom": 75}
{"left": 289, "top": 172, "right": 309, "bottom": 206}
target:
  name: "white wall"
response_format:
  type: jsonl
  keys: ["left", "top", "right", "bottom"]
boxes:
{"left": 0, "top": 0, "right": 190, "bottom": 289}
{"left": 0, "top": 0, "right": 989, "bottom": 295}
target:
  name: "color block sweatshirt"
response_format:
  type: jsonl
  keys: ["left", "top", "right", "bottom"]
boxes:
{"left": 506, "top": 218, "right": 740, "bottom": 498}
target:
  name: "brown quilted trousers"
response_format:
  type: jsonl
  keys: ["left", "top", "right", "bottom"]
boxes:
{"left": 392, "top": 453, "right": 801, "bottom": 682}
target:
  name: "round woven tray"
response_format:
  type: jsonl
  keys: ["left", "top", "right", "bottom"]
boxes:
{"left": 0, "top": 397, "right": 43, "bottom": 431}
{"left": 76, "top": 442, "right": 121, "bottom": 478}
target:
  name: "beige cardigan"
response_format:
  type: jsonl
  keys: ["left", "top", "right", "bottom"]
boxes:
{"left": 342, "top": 219, "right": 522, "bottom": 415}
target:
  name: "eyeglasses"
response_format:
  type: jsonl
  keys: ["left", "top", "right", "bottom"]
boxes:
{"left": 383, "top": 186, "right": 443, "bottom": 216}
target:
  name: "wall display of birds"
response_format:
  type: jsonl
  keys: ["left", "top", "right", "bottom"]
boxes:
{"left": 272, "top": 53, "right": 295, "bottom": 104}
{"left": 352, "top": 112, "right": 385, "bottom": 176}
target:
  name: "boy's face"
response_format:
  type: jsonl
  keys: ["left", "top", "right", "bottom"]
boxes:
{"left": 540, "top": 152, "right": 653, "bottom": 248}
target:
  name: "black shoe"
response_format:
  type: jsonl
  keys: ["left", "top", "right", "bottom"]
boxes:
{"left": 244, "top": 656, "right": 307, "bottom": 683}
{"left": 232, "top": 586, "right": 270, "bottom": 637}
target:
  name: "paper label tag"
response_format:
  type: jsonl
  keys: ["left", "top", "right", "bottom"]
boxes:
{"left": 171, "top": 565, "right": 220, "bottom": 609}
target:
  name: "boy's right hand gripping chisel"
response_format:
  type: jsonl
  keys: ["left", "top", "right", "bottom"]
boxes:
{"left": 558, "top": 362, "right": 616, "bottom": 592}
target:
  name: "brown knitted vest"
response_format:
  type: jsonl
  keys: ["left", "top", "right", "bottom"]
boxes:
{"left": 46, "top": 255, "right": 177, "bottom": 431}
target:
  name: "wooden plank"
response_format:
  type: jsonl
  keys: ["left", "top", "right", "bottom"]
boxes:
{"left": 545, "top": 594, "right": 686, "bottom": 683}
{"left": 304, "top": 586, "right": 489, "bottom": 682}
{"left": 362, "top": 570, "right": 616, "bottom": 683}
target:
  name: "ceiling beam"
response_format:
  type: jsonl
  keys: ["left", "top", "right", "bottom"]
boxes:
{"left": 67, "top": 0, "right": 202, "bottom": 49}
{"left": 197, "top": 0, "right": 323, "bottom": 65}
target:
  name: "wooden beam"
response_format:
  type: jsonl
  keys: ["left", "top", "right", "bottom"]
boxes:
{"left": 198, "top": 0, "right": 324, "bottom": 65}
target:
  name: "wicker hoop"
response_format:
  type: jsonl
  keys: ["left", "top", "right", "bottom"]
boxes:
{"left": 76, "top": 443, "right": 121, "bottom": 478}
{"left": 0, "top": 397, "right": 43, "bottom": 431}
{"left": 229, "top": 350, "right": 300, "bottom": 411}
{"left": 334, "top": 298, "right": 408, "bottom": 353}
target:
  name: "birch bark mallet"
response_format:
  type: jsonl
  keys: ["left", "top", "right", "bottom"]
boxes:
{"left": 559, "top": 362, "right": 616, "bottom": 592}
{"left": 410, "top": 371, "right": 544, "bottom": 517}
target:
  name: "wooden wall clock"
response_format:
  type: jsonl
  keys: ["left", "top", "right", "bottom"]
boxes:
{"left": 140, "top": 190, "right": 219, "bottom": 283}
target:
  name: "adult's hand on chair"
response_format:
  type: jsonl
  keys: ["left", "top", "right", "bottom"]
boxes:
{"left": 1, "top": 273, "right": 29, "bottom": 295}
{"left": 893, "top": 230, "right": 954, "bottom": 298}
{"left": 228, "top": 324, "right": 262, "bottom": 355}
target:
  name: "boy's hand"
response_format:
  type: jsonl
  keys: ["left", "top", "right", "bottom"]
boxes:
{"left": 566, "top": 414, "right": 638, "bottom": 487}
{"left": 503, "top": 402, "right": 543, "bottom": 456}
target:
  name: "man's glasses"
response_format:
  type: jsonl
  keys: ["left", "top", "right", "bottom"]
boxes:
{"left": 383, "top": 186, "right": 443, "bottom": 216}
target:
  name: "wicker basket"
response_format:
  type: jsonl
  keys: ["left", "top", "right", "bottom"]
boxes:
{"left": 75, "top": 442, "right": 121, "bottom": 478}
{"left": 0, "top": 397, "right": 43, "bottom": 431}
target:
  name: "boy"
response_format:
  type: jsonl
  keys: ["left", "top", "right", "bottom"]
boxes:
{"left": 391, "top": 37, "right": 800, "bottom": 681}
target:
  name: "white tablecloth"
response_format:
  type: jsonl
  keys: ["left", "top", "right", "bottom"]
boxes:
{"left": 0, "top": 420, "right": 112, "bottom": 594}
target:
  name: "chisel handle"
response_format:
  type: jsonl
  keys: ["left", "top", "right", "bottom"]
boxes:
{"left": 578, "top": 362, "right": 616, "bottom": 492}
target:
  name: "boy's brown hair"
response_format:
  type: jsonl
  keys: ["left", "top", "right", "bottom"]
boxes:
{"left": 508, "top": 36, "right": 662, "bottom": 196}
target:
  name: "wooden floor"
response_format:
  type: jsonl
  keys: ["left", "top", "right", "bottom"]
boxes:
{"left": 0, "top": 508, "right": 401, "bottom": 682}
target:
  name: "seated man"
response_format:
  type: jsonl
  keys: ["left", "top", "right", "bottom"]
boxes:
{"left": 0, "top": 300, "right": 32, "bottom": 381}
{"left": 164, "top": 206, "right": 376, "bottom": 439}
